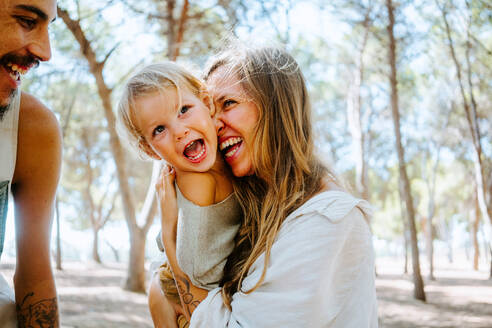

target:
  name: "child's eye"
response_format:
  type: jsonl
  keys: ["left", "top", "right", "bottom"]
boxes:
{"left": 179, "top": 105, "right": 190, "bottom": 115}
{"left": 153, "top": 125, "right": 166, "bottom": 136}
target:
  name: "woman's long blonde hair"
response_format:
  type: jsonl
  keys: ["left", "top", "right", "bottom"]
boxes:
{"left": 204, "top": 44, "right": 331, "bottom": 308}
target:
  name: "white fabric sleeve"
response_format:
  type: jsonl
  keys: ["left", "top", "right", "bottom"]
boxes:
{"left": 190, "top": 206, "right": 378, "bottom": 328}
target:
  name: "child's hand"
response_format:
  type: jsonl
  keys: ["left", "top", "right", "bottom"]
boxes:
{"left": 156, "top": 164, "right": 178, "bottom": 243}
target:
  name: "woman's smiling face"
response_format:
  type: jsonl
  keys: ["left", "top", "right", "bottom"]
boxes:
{"left": 207, "top": 66, "right": 259, "bottom": 178}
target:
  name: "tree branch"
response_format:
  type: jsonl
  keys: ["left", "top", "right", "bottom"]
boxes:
{"left": 101, "top": 42, "right": 121, "bottom": 67}
{"left": 119, "top": 0, "right": 167, "bottom": 20}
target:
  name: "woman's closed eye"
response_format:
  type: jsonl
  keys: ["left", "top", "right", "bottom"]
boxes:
{"left": 153, "top": 125, "right": 166, "bottom": 136}
{"left": 223, "top": 99, "right": 236, "bottom": 109}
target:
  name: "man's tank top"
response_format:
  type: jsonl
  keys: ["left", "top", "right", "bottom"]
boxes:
{"left": 0, "top": 91, "right": 20, "bottom": 259}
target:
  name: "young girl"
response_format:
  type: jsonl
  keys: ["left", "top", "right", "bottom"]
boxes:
{"left": 117, "top": 62, "right": 241, "bottom": 328}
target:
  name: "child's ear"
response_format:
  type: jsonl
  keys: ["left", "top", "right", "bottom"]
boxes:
{"left": 140, "top": 138, "right": 161, "bottom": 160}
{"left": 199, "top": 88, "right": 215, "bottom": 116}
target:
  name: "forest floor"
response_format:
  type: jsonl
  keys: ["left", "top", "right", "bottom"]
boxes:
{"left": 1, "top": 259, "right": 491, "bottom": 327}
{"left": 376, "top": 258, "right": 492, "bottom": 328}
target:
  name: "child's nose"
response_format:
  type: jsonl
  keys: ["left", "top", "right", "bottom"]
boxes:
{"left": 175, "top": 125, "right": 189, "bottom": 140}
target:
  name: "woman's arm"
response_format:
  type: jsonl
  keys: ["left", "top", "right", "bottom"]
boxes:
{"left": 156, "top": 165, "right": 209, "bottom": 322}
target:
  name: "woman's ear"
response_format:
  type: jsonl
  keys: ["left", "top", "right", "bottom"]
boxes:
{"left": 200, "top": 88, "right": 215, "bottom": 116}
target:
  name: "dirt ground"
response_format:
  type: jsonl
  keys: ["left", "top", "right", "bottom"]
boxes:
{"left": 1, "top": 261, "right": 153, "bottom": 328}
{"left": 1, "top": 260, "right": 491, "bottom": 327}
{"left": 377, "top": 265, "right": 492, "bottom": 328}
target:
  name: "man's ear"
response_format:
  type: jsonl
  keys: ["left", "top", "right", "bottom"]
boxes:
{"left": 199, "top": 88, "right": 215, "bottom": 116}
{"left": 140, "top": 138, "right": 161, "bottom": 160}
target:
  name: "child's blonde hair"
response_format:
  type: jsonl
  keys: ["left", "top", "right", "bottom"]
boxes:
{"left": 117, "top": 62, "right": 207, "bottom": 159}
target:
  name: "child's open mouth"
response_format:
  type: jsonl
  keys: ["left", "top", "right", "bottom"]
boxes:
{"left": 183, "top": 139, "right": 206, "bottom": 162}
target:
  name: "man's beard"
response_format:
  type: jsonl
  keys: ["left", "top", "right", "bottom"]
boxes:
{"left": 0, "top": 90, "right": 16, "bottom": 121}
{"left": 0, "top": 51, "right": 38, "bottom": 121}
{"left": 0, "top": 104, "right": 8, "bottom": 121}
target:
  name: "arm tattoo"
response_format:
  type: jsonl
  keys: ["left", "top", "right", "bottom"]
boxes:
{"left": 176, "top": 275, "right": 201, "bottom": 317}
{"left": 16, "top": 292, "right": 59, "bottom": 327}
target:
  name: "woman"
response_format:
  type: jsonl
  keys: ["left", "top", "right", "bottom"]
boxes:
{"left": 158, "top": 44, "right": 378, "bottom": 327}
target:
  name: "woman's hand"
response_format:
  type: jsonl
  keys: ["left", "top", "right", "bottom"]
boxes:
{"left": 156, "top": 164, "right": 178, "bottom": 244}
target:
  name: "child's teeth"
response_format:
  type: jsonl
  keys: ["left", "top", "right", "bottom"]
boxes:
{"left": 188, "top": 148, "right": 205, "bottom": 160}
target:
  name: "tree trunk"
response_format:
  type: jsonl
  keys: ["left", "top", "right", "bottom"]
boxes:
{"left": 425, "top": 151, "right": 439, "bottom": 281}
{"left": 125, "top": 229, "right": 147, "bottom": 291}
{"left": 55, "top": 198, "right": 62, "bottom": 270}
{"left": 92, "top": 228, "right": 101, "bottom": 264}
{"left": 53, "top": 92, "right": 75, "bottom": 272}
{"left": 386, "top": 0, "right": 426, "bottom": 301}
{"left": 403, "top": 223, "right": 409, "bottom": 275}
{"left": 347, "top": 10, "right": 371, "bottom": 200}
{"left": 124, "top": 161, "right": 159, "bottom": 291}
{"left": 401, "top": 195, "right": 409, "bottom": 274}
{"left": 472, "top": 194, "right": 480, "bottom": 270}
{"left": 425, "top": 215, "right": 434, "bottom": 280}
{"left": 447, "top": 235, "right": 454, "bottom": 264}
{"left": 439, "top": 1, "right": 492, "bottom": 278}
{"left": 172, "top": 0, "right": 189, "bottom": 61}
{"left": 489, "top": 249, "right": 492, "bottom": 279}
{"left": 164, "top": 0, "right": 176, "bottom": 59}
{"left": 58, "top": 7, "right": 157, "bottom": 292}
{"left": 105, "top": 240, "right": 120, "bottom": 262}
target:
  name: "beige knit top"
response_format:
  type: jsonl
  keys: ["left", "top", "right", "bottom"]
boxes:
{"left": 175, "top": 186, "right": 241, "bottom": 290}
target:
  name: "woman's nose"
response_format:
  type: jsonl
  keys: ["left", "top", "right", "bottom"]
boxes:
{"left": 215, "top": 114, "right": 225, "bottom": 135}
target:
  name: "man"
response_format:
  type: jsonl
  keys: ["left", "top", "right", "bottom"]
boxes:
{"left": 0, "top": 0, "right": 61, "bottom": 326}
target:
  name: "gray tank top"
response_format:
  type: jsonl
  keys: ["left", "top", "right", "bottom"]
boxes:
{"left": 175, "top": 186, "right": 241, "bottom": 290}
{"left": 0, "top": 91, "right": 20, "bottom": 259}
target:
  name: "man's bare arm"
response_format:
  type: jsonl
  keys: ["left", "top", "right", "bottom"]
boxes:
{"left": 11, "top": 93, "right": 62, "bottom": 327}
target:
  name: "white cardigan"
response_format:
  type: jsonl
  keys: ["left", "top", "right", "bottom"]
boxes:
{"left": 190, "top": 191, "right": 378, "bottom": 328}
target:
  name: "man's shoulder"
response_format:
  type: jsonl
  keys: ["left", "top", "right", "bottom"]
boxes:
{"left": 18, "top": 92, "right": 61, "bottom": 151}
{"left": 12, "top": 92, "right": 61, "bottom": 186}
{"left": 19, "top": 92, "right": 59, "bottom": 131}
